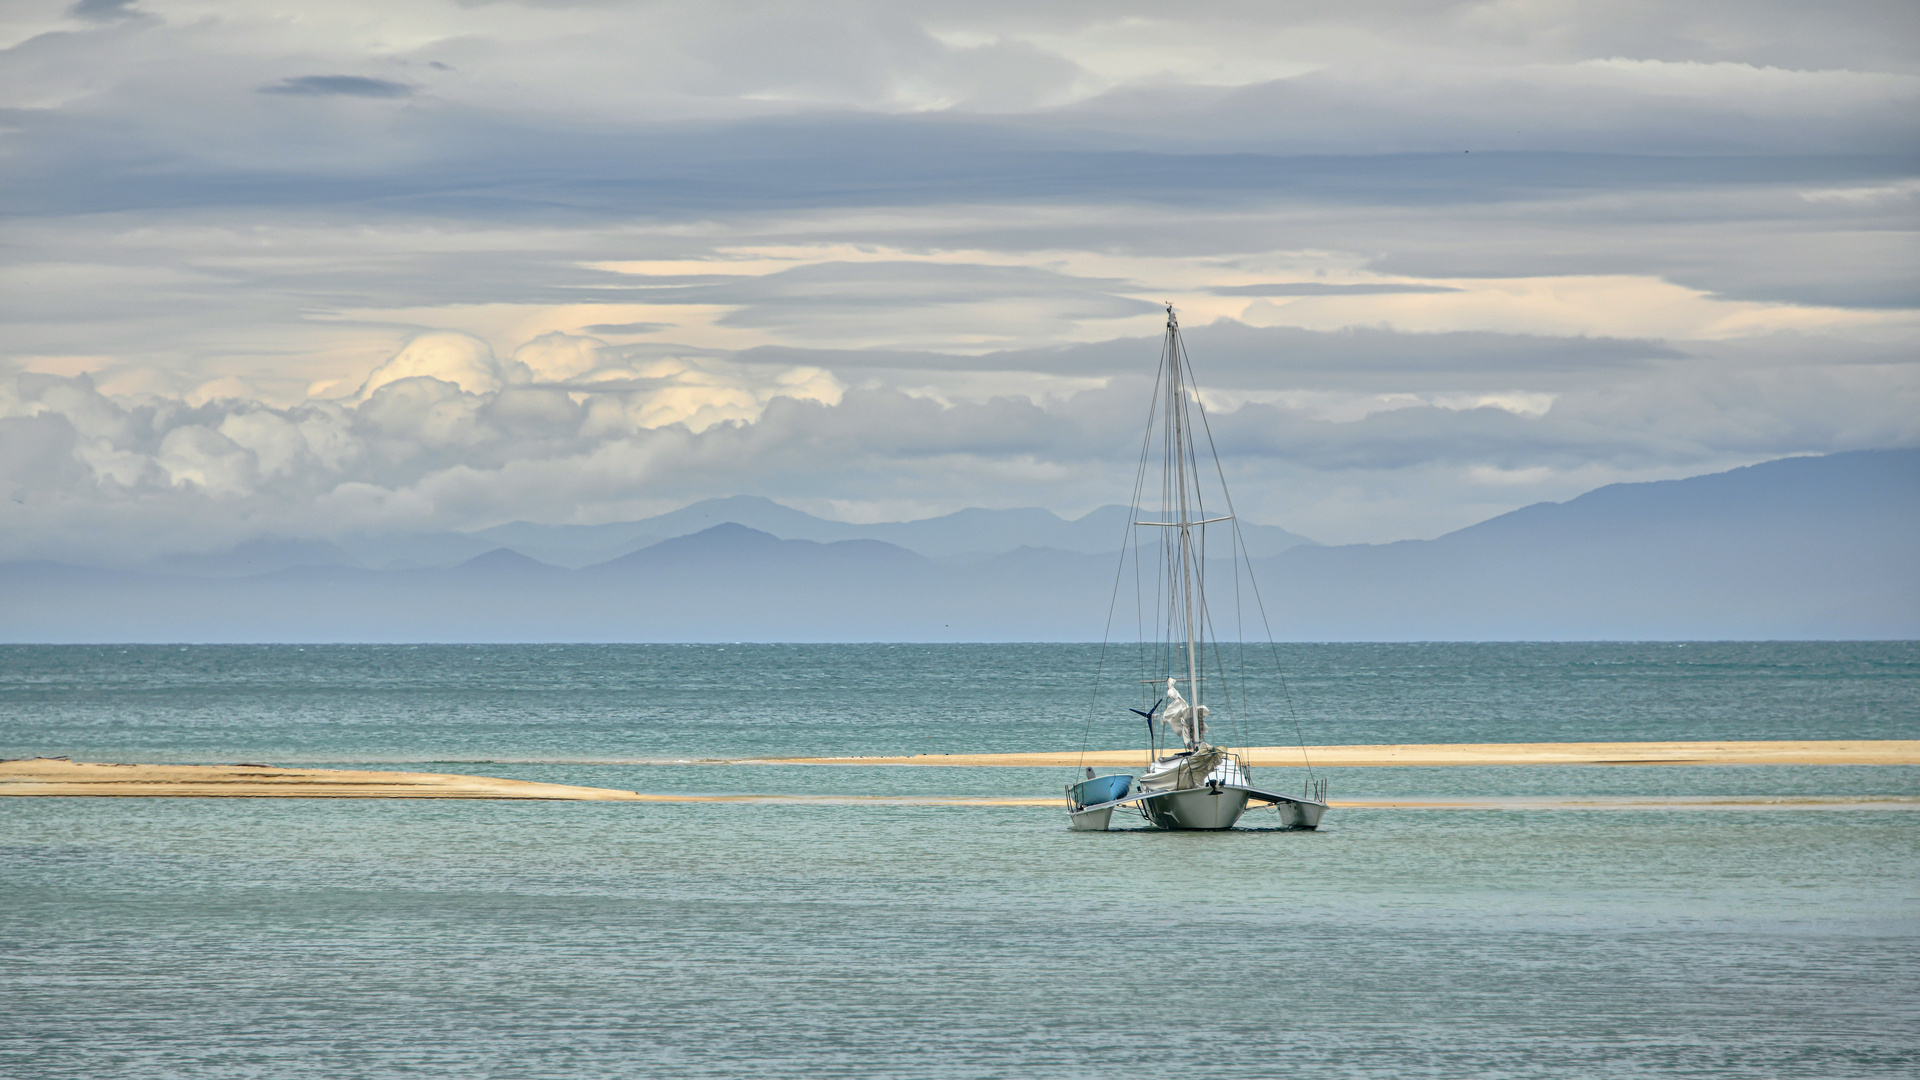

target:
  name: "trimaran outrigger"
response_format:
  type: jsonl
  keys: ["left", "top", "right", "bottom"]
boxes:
{"left": 1065, "top": 305, "right": 1330, "bottom": 832}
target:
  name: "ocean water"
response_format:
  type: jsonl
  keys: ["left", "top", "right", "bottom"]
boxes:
{"left": 3, "top": 642, "right": 1917, "bottom": 1078}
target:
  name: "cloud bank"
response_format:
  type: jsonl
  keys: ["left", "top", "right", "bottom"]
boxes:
{"left": 0, "top": 0, "right": 1913, "bottom": 558}
{"left": 3, "top": 319, "right": 1912, "bottom": 562}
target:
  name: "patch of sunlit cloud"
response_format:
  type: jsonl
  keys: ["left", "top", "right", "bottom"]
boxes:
{"left": 582, "top": 243, "right": 1439, "bottom": 352}
{"left": 18, "top": 355, "right": 114, "bottom": 378}
{"left": 1002, "top": 17, "right": 1323, "bottom": 91}
{"left": 320, "top": 302, "right": 762, "bottom": 357}
{"left": 1799, "top": 180, "right": 1920, "bottom": 204}
{"left": 1431, "top": 392, "right": 1557, "bottom": 417}
{"left": 1237, "top": 275, "right": 1907, "bottom": 341}
{"left": 1199, "top": 389, "right": 1557, "bottom": 424}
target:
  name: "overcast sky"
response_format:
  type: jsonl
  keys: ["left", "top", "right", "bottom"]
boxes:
{"left": 2, "top": 0, "right": 1915, "bottom": 561}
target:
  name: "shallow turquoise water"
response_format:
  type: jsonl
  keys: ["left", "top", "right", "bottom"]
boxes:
{"left": 3, "top": 643, "right": 1917, "bottom": 1077}
{"left": 4, "top": 642, "right": 1915, "bottom": 763}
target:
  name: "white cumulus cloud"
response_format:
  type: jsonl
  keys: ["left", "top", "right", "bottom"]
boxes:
{"left": 355, "top": 333, "right": 530, "bottom": 401}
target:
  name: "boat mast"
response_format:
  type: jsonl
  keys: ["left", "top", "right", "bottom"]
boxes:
{"left": 1168, "top": 305, "right": 1200, "bottom": 748}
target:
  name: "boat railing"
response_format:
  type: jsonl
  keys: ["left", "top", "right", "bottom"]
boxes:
{"left": 1220, "top": 751, "right": 1327, "bottom": 803}
{"left": 1207, "top": 752, "right": 1250, "bottom": 787}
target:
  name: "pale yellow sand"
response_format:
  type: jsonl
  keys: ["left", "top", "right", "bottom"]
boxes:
{"left": 5, "top": 742, "right": 1917, "bottom": 803}
{"left": 0, "top": 759, "right": 1060, "bottom": 804}
{"left": 757, "top": 740, "right": 1920, "bottom": 768}
{"left": 3, "top": 758, "right": 1913, "bottom": 811}
{"left": 0, "top": 759, "right": 1041, "bottom": 802}
{"left": 0, "top": 758, "right": 654, "bottom": 800}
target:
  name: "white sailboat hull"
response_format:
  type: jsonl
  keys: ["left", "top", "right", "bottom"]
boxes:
{"left": 1068, "top": 805, "right": 1116, "bottom": 830}
{"left": 1141, "top": 786, "right": 1250, "bottom": 830}
{"left": 1066, "top": 783, "right": 1326, "bottom": 831}
{"left": 1266, "top": 796, "right": 1326, "bottom": 830}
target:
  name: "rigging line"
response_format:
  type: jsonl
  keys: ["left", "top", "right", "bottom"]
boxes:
{"left": 1180, "top": 292, "right": 1246, "bottom": 731}
{"left": 1173, "top": 319, "right": 1243, "bottom": 750}
{"left": 1241, "top": 553, "right": 1315, "bottom": 781}
{"left": 1158, "top": 326, "right": 1177, "bottom": 707}
{"left": 1175, "top": 329, "right": 1215, "bottom": 715}
{"left": 1194, "top": 546, "right": 1252, "bottom": 755}
{"left": 1198, "top": 590, "right": 1242, "bottom": 753}
{"left": 1185, "top": 334, "right": 1317, "bottom": 783}
{"left": 1174, "top": 329, "right": 1206, "bottom": 731}
{"left": 1231, "top": 503, "right": 1251, "bottom": 753}
{"left": 1138, "top": 335, "right": 1173, "bottom": 743}
{"left": 1085, "top": 328, "right": 1171, "bottom": 776}
{"left": 1076, "top": 522, "right": 1130, "bottom": 775}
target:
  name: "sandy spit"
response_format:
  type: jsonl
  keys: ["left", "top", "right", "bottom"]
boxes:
{"left": 0, "top": 758, "right": 655, "bottom": 800}
{"left": 5, "top": 741, "right": 1916, "bottom": 803}
{"left": 755, "top": 740, "right": 1920, "bottom": 768}
{"left": 4, "top": 758, "right": 1913, "bottom": 811}
{"left": 0, "top": 759, "right": 1055, "bottom": 806}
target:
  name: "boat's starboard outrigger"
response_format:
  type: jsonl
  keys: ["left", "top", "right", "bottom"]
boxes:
{"left": 1065, "top": 304, "right": 1330, "bottom": 831}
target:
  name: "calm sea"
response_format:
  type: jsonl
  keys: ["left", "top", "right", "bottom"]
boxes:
{"left": 3, "top": 642, "right": 1917, "bottom": 1078}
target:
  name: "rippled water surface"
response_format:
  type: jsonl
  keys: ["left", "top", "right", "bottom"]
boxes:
{"left": 3, "top": 643, "right": 1917, "bottom": 1078}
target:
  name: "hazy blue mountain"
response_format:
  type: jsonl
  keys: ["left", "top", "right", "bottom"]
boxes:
{"left": 136, "top": 531, "right": 502, "bottom": 575}
{"left": 589, "top": 522, "right": 929, "bottom": 577}
{"left": 886, "top": 504, "right": 1314, "bottom": 561}
{"left": 105, "top": 495, "right": 1315, "bottom": 574}
{"left": 455, "top": 548, "right": 569, "bottom": 577}
{"left": 468, "top": 520, "right": 665, "bottom": 568}
{"left": 469, "top": 496, "right": 847, "bottom": 566}
{"left": 142, "top": 536, "right": 363, "bottom": 577}
{"left": 2, "top": 450, "right": 1912, "bottom": 641}
{"left": 337, "top": 531, "right": 500, "bottom": 570}
{"left": 471, "top": 497, "right": 1315, "bottom": 565}
{"left": 1259, "top": 448, "right": 1920, "bottom": 640}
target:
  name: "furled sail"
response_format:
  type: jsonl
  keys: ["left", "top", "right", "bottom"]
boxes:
{"left": 1161, "top": 677, "right": 1209, "bottom": 745}
{"left": 1137, "top": 743, "right": 1227, "bottom": 793}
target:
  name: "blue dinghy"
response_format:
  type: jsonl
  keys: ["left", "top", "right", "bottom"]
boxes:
{"left": 1067, "top": 773, "right": 1133, "bottom": 809}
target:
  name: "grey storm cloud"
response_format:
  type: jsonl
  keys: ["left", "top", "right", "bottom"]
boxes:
{"left": 736, "top": 321, "right": 1682, "bottom": 390}
{"left": 578, "top": 322, "right": 673, "bottom": 336}
{"left": 661, "top": 262, "right": 1162, "bottom": 335}
{"left": 1206, "top": 402, "right": 1632, "bottom": 471}
{"left": 66, "top": 0, "right": 141, "bottom": 23}
{"left": 1209, "top": 284, "right": 1465, "bottom": 297}
{"left": 1058, "top": 62, "right": 1920, "bottom": 157}
{"left": 260, "top": 76, "right": 417, "bottom": 99}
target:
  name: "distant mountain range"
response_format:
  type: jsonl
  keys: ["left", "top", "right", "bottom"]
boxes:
{"left": 3, "top": 449, "right": 1914, "bottom": 641}
{"left": 1266, "top": 448, "right": 1919, "bottom": 640}
{"left": 125, "top": 498, "right": 1316, "bottom": 574}
{"left": 468, "top": 497, "right": 1316, "bottom": 566}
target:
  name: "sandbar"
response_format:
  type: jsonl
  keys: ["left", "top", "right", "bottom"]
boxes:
{"left": 757, "top": 740, "right": 1920, "bottom": 768}
{"left": 5, "top": 741, "right": 1917, "bottom": 803}
{"left": 0, "top": 758, "right": 653, "bottom": 800}
{"left": 4, "top": 758, "right": 1914, "bottom": 811}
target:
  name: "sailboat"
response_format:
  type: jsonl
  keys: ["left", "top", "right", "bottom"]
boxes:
{"left": 1065, "top": 305, "right": 1330, "bottom": 832}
